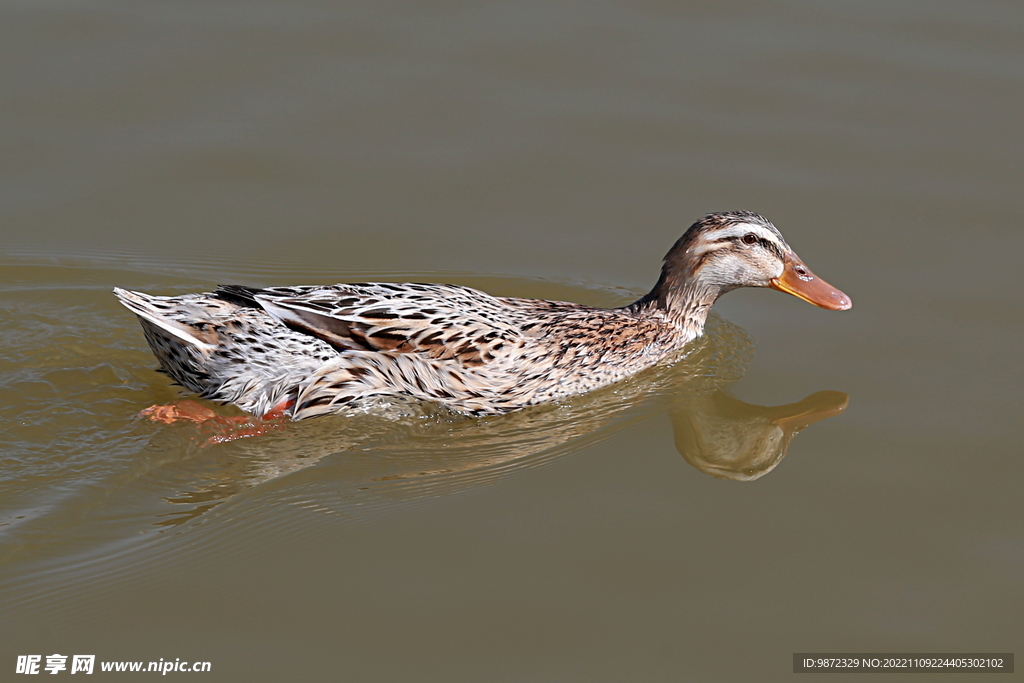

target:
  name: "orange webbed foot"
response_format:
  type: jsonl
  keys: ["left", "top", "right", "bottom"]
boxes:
{"left": 140, "top": 400, "right": 219, "bottom": 425}
{"left": 140, "top": 399, "right": 294, "bottom": 445}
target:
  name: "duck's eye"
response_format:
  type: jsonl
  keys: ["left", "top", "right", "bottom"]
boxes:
{"left": 742, "top": 233, "right": 758, "bottom": 245}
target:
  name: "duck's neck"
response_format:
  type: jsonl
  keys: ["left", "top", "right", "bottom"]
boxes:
{"left": 627, "top": 268, "right": 722, "bottom": 340}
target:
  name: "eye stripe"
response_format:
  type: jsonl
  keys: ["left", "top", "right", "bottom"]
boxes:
{"left": 759, "top": 238, "right": 785, "bottom": 259}
{"left": 695, "top": 223, "right": 788, "bottom": 260}
{"left": 711, "top": 234, "right": 786, "bottom": 258}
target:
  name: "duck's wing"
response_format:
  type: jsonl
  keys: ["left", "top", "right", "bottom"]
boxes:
{"left": 215, "top": 283, "right": 522, "bottom": 367}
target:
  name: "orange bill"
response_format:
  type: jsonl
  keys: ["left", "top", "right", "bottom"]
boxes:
{"left": 769, "top": 251, "right": 852, "bottom": 310}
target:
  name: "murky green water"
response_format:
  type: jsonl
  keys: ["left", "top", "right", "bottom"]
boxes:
{"left": 2, "top": 1, "right": 1022, "bottom": 681}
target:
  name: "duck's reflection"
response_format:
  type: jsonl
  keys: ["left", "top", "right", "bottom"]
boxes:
{"left": 147, "top": 315, "right": 848, "bottom": 527}
{"left": 671, "top": 389, "right": 848, "bottom": 481}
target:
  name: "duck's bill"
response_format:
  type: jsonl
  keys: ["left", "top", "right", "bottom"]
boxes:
{"left": 769, "top": 252, "right": 852, "bottom": 310}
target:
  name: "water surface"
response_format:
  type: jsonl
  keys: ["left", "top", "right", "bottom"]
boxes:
{"left": 2, "top": 1, "right": 1022, "bottom": 681}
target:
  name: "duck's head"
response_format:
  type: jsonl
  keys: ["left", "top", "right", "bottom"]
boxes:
{"left": 655, "top": 211, "right": 852, "bottom": 312}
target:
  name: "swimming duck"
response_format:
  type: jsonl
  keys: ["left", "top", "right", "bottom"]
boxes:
{"left": 115, "top": 211, "right": 850, "bottom": 421}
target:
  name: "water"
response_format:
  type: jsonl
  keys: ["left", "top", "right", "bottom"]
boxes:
{"left": 2, "top": 1, "right": 1022, "bottom": 681}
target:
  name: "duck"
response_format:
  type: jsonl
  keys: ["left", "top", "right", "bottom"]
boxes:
{"left": 115, "top": 211, "right": 851, "bottom": 421}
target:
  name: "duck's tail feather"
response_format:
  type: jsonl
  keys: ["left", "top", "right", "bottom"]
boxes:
{"left": 113, "top": 288, "right": 217, "bottom": 351}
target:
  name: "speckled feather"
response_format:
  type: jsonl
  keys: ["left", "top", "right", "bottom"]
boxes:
{"left": 115, "top": 212, "right": 848, "bottom": 420}
{"left": 114, "top": 281, "right": 685, "bottom": 419}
